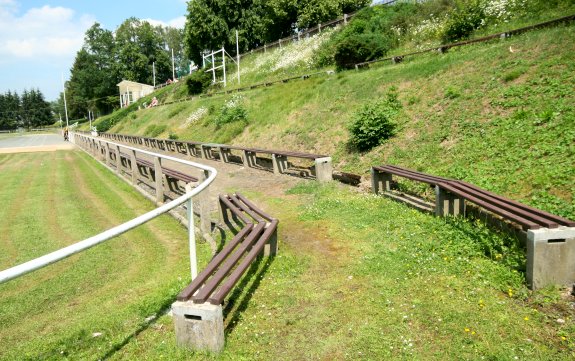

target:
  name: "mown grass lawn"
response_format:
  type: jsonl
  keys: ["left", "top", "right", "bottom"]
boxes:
{"left": 109, "top": 182, "right": 574, "bottom": 360}
{"left": 0, "top": 150, "right": 213, "bottom": 360}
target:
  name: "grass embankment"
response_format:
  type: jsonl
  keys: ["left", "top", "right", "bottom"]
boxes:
{"left": 0, "top": 150, "right": 213, "bottom": 360}
{"left": 92, "top": 24, "right": 574, "bottom": 220}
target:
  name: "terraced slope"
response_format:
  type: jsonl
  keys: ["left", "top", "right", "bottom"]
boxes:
{"left": 92, "top": 24, "right": 574, "bottom": 220}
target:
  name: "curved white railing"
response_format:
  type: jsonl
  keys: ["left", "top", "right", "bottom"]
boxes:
{"left": 0, "top": 133, "right": 217, "bottom": 284}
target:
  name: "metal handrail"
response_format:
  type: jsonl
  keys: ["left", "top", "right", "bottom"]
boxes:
{"left": 0, "top": 132, "right": 217, "bottom": 284}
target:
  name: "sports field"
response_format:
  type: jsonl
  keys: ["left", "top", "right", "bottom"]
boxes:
{"left": 0, "top": 149, "right": 212, "bottom": 360}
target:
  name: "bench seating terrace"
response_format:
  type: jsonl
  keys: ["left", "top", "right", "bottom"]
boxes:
{"left": 171, "top": 192, "right": 278, "bottom": 352}
{"left": 372, "top": 164, "right": 575, "bottom": 289}
{"left": 93, "top": 131, "right": 333, "bottom": 182}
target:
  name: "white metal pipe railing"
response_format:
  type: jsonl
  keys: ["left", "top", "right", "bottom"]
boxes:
{"left": 0, "top": 132, "right": 217, "bottom": 284}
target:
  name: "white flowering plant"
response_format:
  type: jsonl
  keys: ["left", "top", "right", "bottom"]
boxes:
{"left": 215, "top": 95, "right": 248, "bottom": 129}
{"left": 180, "top": 107, "right": 208, "bottom": 129}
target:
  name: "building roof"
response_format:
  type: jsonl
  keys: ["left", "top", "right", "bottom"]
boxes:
{"left": 117, "top": 80, "right": 154, "bottom": 89}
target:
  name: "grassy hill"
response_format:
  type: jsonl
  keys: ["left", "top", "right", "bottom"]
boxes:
{"left": 89, "top": 21, "right": 575, "bottom": 221}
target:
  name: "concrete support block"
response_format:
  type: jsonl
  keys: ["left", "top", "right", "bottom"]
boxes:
{"left": 220, "top": 148, "right": 232, "bottom": 163}
{"left": 197, "top": 170, "right": 211, "bottom": 234}
{"left": 264, "top": 225, "right": 278, "bottom": 257}
{"left": 154, "top": 156, "right": 163, "bottom": 204}
{"left": 242, "top": 150, "right": 257, "bottom": 168}
{"left": 115, "top": 145, "right": 122, "bottom": 174}
{"left": 314, "top": 157, "right": 333, "bottom": 183}
{"left": 526, "top": 227, "right": 575, "bottom": 290}
{"left": 130, "top": 150, "right": 138, "bottom": 185}
{"left": 187, "top": 144, "right": 200, "bottom": 158}
{"left": 172, "top": 301, "right": 224, "bottom": 353}
{"left": 435, "top": 185, "right": 465, "bottom": 217}
{"left": 202, "top": 145, "right": 214, "bottom": 160}
{"left": 371, "top": 168, "right": 392, "bottom": 194}
{"left": 105, "top": 143, "right": 111, "bottom": 167}
{"left": 272, "top": 154, "right": 288, "bottom": 175}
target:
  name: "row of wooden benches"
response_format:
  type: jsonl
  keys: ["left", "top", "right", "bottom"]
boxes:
{"left": 172, "top": 192, "right": 278, "bottom": 352}
{"left": 372, "top": 164, "right": 575, "bottom": 290}
{"left": 75, "top": 134, "right": 200, "bottom": 204}
{"left": 83, "top": 131, "right": 334, "bottom": 182}
{"left": 372, "top": 164, "right": 574, "bottom": 231}
{"left": 74, "top": 134, "right": 278, "bottom": 352}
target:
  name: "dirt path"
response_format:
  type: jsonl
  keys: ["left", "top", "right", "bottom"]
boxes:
{"left": 89, "top": 139, "right": 341, "bottom": 257}
{"left": 124, "top": 145, "right": 304, "bottom": 212}
{"left": 0, "top": 134, "right": 74, "bottom": 154}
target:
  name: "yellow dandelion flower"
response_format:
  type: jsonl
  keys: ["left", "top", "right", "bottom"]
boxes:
{"left": 507, "top": 289, "right": 513, "bottom": 297}
{"left": 471, "top": 331, "right": 476, "bottom": 335}
{"left": 524, "top": 316, "right": 529, "bottom": 321}
{"left": 561, "top": 336, "right": 566, "bottom": 341}
{"left": 464, "top": 328, "right": 470, "bottom": 332}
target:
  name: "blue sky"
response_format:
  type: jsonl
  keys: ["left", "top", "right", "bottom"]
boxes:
{"left": 0, "top": 0, "right": 188, "bottom": 101}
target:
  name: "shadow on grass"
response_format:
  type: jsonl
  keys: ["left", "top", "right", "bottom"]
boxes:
{"left": 443, "top": 215, "right": 526, "bottom": 274}
{"left": 223, "top": 255, "right": 274, "bottom": 335}
{"left": 97, "top": 295, "right": 177, "bottom": 360}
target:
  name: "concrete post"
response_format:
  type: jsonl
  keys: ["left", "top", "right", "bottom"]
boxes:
{"left": 154, "top": 156, "right": 163, "bottom": 204}
{"left": 526, "top": 227, "right": 575, "bottom": 290}
{"left": 344, "top": 13, "right": 348, "bottom": 25}
{"left": 172, "top": 301, "right": 224, "bottom": 353}
{"left": 105, "top": 143, "right": 111, "bottom": 167}
{"left": 242, "top": 150, "right": 256, "bottom": 168}
{"left": 272, "top": 154, "right": 288, "bottom": 175}
{"left": 198, "top": 170, "right": 211, "bottom": 234}
{"left": 202, "top": 145, "right": 213, "bottom": 160}
{"left": 220, "top": 148, "right": 231, "bottom": 163}
{"left": 186, "top": 144, "right": 196, "bottom": 158}
{"left": 115, "top": 145, "right": 122, "bottom": 174}
{"left": 264, "top": 224, "right": 278, "bottom": 257}
{"left": 371, "top": 168, "right": 392, "bottom": 194}
{"left": 130, "top": 150, "right": 138, "bottom": 185}
{"left": 435, "top": 186, "right": 465, "bottom": 217}
{"left": 314, "top": 157, "right": 333, "bottom": 183}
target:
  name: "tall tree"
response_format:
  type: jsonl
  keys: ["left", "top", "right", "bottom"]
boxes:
{"left": 16, "top": 89, "right": 52, "bottom": 129}
{"left": 157, "top": 26, "right": 189, "bottom": 79}
{"left": 184, "top": 0, "right": 369, "bottom": 64}
{"left": 114, "top": 18, "right": 171, "bottom": 84}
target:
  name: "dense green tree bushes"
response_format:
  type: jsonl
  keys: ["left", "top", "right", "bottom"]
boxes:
{"left": 66, "top": 20, "right": 185, "bottom": 120}
{"left": 183, "top": 0, "right": 369, "bottom": 65}
{"left": 0, "top": 89, "right": 53, "bottom": 130}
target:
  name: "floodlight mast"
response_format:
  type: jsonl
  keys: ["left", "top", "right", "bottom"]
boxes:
{"left": 61, "top": 73, "right": 69, "bottom": 128}
{"left": 236, "top": 30, "right": 241, "bottom": 85}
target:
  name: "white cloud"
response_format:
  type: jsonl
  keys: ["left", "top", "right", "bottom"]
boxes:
{"left": 142, "top": 16, "right": 186, "bottom": 29}
{"left": 0, "top": 3, "right": 95, "bottom": 60}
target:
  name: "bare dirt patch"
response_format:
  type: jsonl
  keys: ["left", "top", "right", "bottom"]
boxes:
{"left": 0, "top": 144, "right": 75, "bottom": 154}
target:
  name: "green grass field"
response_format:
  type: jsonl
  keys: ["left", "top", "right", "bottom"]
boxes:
{"left": 0, "top": 150, "right": 213, "bottom": 360}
